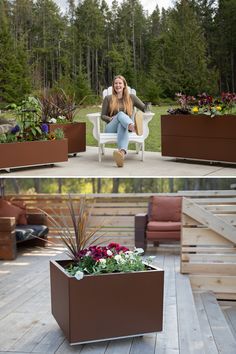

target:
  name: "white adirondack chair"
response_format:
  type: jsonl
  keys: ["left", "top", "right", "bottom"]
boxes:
{"left": 87, "top": 87, "right": 154, "bottom": 162}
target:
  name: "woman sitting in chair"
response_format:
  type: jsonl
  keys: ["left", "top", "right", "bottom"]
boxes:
{"left": 101, "top": 75, "right": 146, "bottom": 167}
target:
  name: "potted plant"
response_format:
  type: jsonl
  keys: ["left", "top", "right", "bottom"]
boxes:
{"left": 39, "top": 89, "right": 86, "bottom": 155}
{"left": 49, "top": 197, "right": 164, "bottom": 345}
{"left": 0, "top": 100, "right": 68, "bottom": 170}
{"left": 161, "top": 92, "right": 236, "bottom": 163}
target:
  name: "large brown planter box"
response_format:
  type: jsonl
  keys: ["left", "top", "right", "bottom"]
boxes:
{"left": 0, "top": 139, "right": 68, "bottom": 170}
{"left": 50, "top": 260, "right": 164, "bottom": 345}
{"left": 48, "top": 122, "right": 86, "bottom": 154}
{"left": 161, "top": 114, "right": 236, "bottom": 163}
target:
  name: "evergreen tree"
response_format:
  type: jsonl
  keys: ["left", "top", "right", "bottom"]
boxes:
{"left": 0, "top": 0, "right": 30, "bottom": 104}
{"left": 214, "top": 0, "right": 236, "bottom": 91}
{"left": 152, "top": 0, "right": 218, "bottom": 96}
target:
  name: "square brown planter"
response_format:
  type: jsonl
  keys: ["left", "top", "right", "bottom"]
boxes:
{"left": 50, "top": 260, "right": 164, "bottom": 345}
{"left": 0, "top": 139, "right": 68, "bottom": 170}
{"left": 48, "top": 122, "right": 86, "bottom": 154}
{"left": 161, "top": 114, "right": 236, "bottom": 163}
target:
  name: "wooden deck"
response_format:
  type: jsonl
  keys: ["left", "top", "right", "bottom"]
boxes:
{"left": 0, "top": 244, "right": 236, "bottom": 354}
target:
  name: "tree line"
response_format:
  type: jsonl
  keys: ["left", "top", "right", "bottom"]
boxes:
{"left": 0, "top": 0, "right": 235, "bottom": 106}
{"left": 1, "top": 177, "right": 236, "bottom": 194}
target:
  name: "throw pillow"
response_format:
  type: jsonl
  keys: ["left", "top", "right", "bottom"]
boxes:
{"left": 0, "top": 198, "right": 27, "bottom": 225}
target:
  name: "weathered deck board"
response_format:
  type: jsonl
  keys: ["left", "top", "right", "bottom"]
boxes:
{"left": 193, "top": 293, "right": 219, "bottom": 354}
{"left": 155, "top": 254, "right": 178, "bottom": 353}
{"left": 200, "top": 292, "right": 236, "bottom": 354}
{"left": 175, "top": 271, "right": 205, "bottom": 353}
{"left": 0, "top": 245, "right": 235, "bottom": 353}
{"left": 219, "top": 301, "right": 236, "bottom": 341}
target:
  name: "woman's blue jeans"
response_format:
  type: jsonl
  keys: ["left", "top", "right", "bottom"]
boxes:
{"left": 105, "top": 111, "right": 133, "bottom": 151}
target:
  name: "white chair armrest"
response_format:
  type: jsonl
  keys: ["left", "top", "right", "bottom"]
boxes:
{"left": 87, "top": 113, "right": 101, "bottom": 141}
{"left": 143, "top": 112, "right": 154, "bottom": 139}
{"left": 87, "top": 111, "right": 154, "bottom": 142}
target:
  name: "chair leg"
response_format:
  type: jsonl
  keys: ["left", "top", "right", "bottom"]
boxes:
{"left": 141, "top": 142, "right": 144, "bottom": 161}
{"left": 98, "top": 145, "right": 102, "bottom": 162}
{"left": 136, "top": 143, "right": 140, "bottom": 154}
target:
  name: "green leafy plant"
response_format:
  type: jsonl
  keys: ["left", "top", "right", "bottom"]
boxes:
{"left": 0, "top": 123, "right": 64, "bottom": 144}
{"left": 53, "top": 127, "right": 64, "bottom": 140}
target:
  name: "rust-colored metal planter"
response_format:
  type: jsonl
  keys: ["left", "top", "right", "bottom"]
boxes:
{"left": 161, "top": 114, "right": 236, "bottom": 163}
{"left": 50, "top": 260, "right": 164, "bottom": 345}
{"left": 48, "top": 122, "right": 86, "bottom": 154}
{"left": 0, "top": 139, "right": 68, "bottom": 170}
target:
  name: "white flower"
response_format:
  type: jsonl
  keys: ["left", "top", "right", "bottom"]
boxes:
{"left": 49, "top": 118, "right": 57, "bottom": 123}
{"left": 74, "top": 271, "right": 84, "bottom": 280}
{"left": 86, "top": 250, "right": 91, "bottom": 256}
{"left": 114, "top": 254, "right": 125, "bottom": 264}
{"left": 58, "top": 115, "right": 66, "bottom": 120}
{"left": 99, "top": 258, "right": 106, "bottom": 264}
{"left": 107, "top": 250, "right": 113, "bottom": 256}
{"left": 125, "top": 251, "right": 133, "bottom": 255}
{"left": 134, "top": 247, "right": 144, "bottom": 255}
{"left": 114, "top": 254, "right": 122, "bottom": 261}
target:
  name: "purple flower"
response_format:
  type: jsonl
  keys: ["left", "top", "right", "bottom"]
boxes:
{"left": 11, "top": 125, "right": 20, "bottom": 134}
{"left": 41, "top": 123, "right": 49, "bottom": 134}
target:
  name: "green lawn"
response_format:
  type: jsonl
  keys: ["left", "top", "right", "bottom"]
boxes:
{"left": 75, "top": 105, "right": 168, "bottom": 152}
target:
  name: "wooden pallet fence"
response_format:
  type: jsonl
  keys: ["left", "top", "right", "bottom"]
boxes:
{"left": 181, "top": 197, "right": 236, "bottom": 300}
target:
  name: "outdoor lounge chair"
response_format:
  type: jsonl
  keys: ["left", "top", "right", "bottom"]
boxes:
{"left": 87, "top": 87, "right": 154, "bottom": 162}
{"left": 0, "top": 199, "right": 49, "bottom": 260}
{"left": 135, "top": 196, "right": 182, "bottom": 251}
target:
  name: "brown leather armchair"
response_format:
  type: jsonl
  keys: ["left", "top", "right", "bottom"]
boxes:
{"left": 135, "top": 196, "right": 182, "bottom": 251}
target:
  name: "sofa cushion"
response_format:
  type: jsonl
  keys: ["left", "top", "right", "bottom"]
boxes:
{"left": 0, "top": 198, "right": 27, "bottom": 225}
{"left": 15, "top": 225, "right": 49, "bottom": 242}
{"left": 10, "top": 200, "right": 28, "bottom": 225}
{"left": 149, "top": 196, "right": 182, "bottom": 222}
{"left": 147, "top": 221, "right": 181, "bottom": 232}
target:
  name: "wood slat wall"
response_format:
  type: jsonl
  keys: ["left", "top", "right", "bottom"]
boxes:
{"left": 181, "top": 197, "right": 236, "bottom": 300}
{"left": 6, "top": 191, "right": 236, "bottom": 251}
{"left": 8, "top": 193, "right": 152, "bottom": 248}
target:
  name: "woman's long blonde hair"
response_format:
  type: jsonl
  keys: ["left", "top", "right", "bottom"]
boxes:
{"left": 109, "top": 75, "right": 133, "bottom": 117}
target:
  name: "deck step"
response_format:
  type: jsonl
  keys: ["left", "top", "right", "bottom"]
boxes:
{"left": 176, "top": 273, "right": 205, "bottom": 354}
{"left": 194, "top": 292, "right": 236, "bottom": 354}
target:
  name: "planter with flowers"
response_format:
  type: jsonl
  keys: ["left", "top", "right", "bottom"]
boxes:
{"left": 48, "top": 197, "right": 164, "bottom": 345}
{"left": 161, "top": 92, "right": 236, "bottom": 163}
{"left": 0, "top": 98, "right": 68, "bottom": 170}
{"left": 39, "top": 90, "right": 86, "bottom": 155}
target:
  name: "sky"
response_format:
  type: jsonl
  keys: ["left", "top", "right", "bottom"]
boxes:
{"left": 55, "top": 0, "right": 174, "bottom": 15}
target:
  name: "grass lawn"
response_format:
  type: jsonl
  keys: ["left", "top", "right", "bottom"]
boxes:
{"left": 75, "top": 105, "right": 169, "bottom": 152}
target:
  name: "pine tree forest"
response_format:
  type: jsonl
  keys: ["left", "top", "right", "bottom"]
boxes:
{"left": 0, "top": 0, "right": 236, "bottom": 106}
{"left": 1, "top": 177, "right": 236, "bottom": 194}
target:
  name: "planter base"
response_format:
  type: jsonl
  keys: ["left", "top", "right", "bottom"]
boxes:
{"left": 70, "top": 332, "right": 154, "bottom": 346}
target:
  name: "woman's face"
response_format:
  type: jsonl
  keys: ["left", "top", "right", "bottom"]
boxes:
{"left": 113, "top": 78, "right": 125, "bottom": 95}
